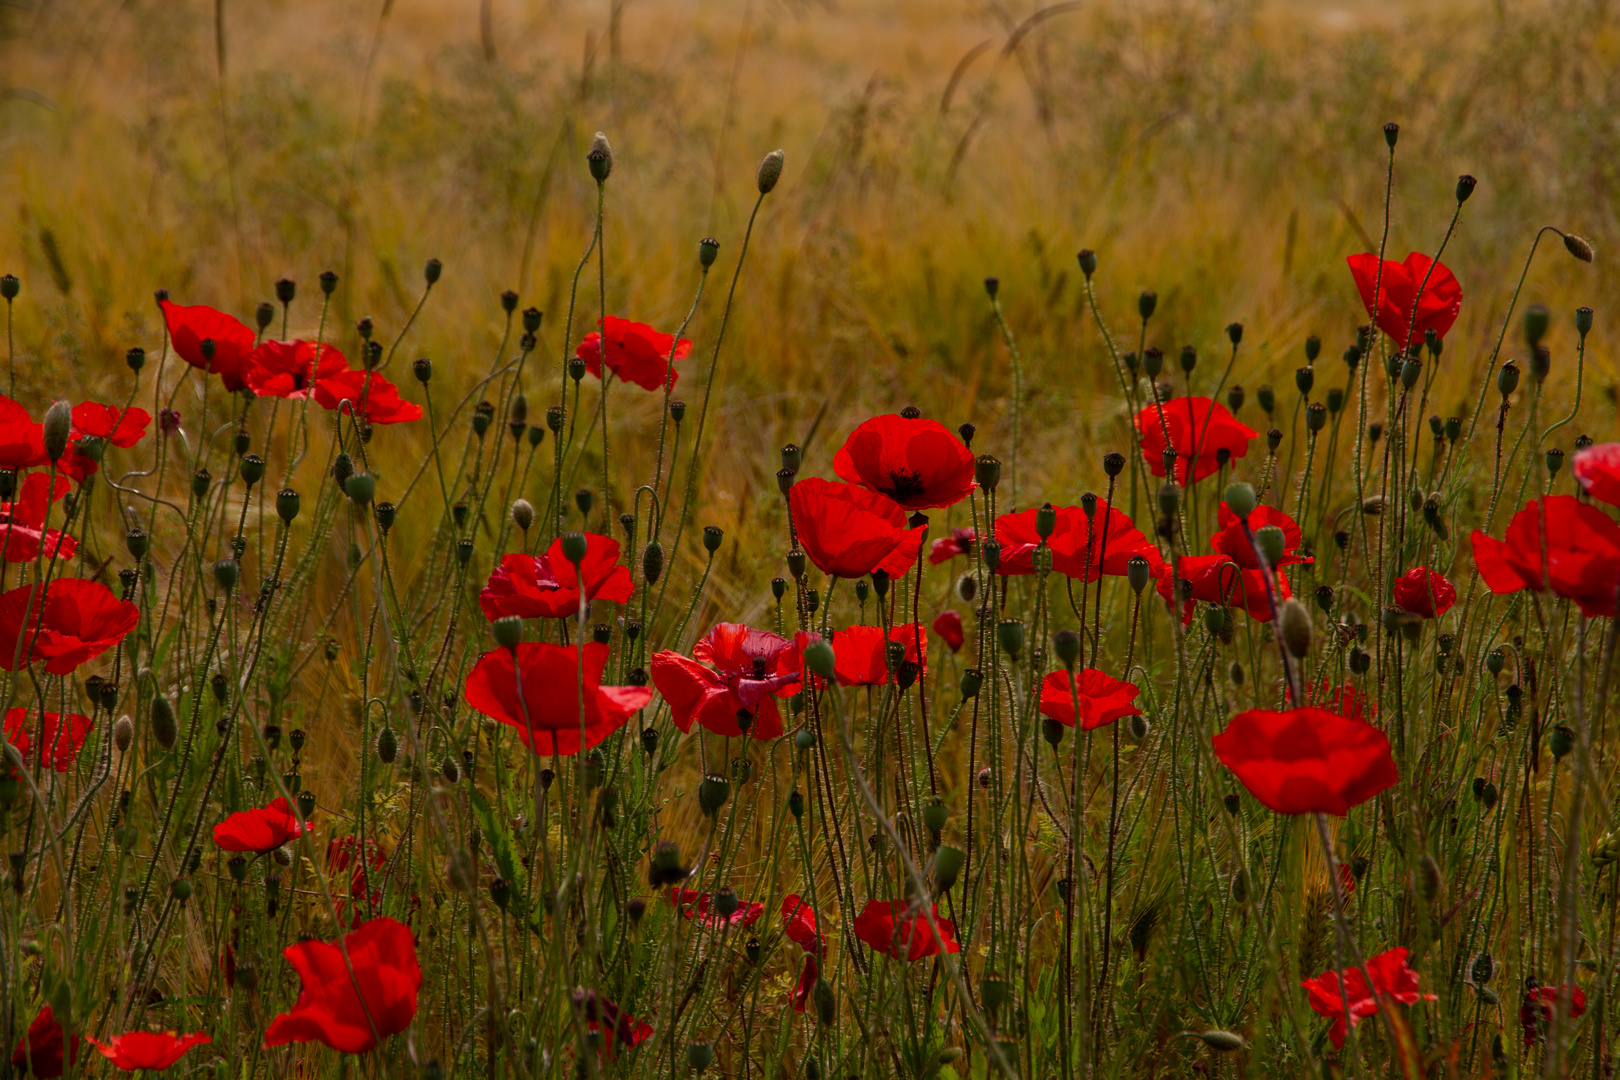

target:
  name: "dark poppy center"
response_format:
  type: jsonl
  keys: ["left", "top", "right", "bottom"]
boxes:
{"left": 751, "top": 656, "right": 768, "bottom": 678}
{"left": 882, "top": 469, "right": 926, "bottom": 500}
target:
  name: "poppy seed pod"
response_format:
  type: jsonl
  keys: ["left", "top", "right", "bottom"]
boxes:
{"left": 803, "top": 640, "right": 836, "bottom": 680}
{"left": 125, "top": 528, "right": 149, "bottom": 560}
{"left": 703, "top": 525, "right": 723, "bottom": 553}
{"left": 1498, "top": 361, "right": 1520, "bottom": 397}
{"left": 960, "top": 668, "right": 983, "bottom": 698}
{"left": 1123, "top": 553, "right": 1151, "bottom": 595}
{"left": 1157, "top": 483, "right": 1181, "bottom": 519}
{"left": 698, "top": 773, "right": 730, "bottom": 816}
{"left": 785, "top": 549, "right": 807, "bottom": 579}
{"left": 214, "top": 559, "right": 239, "bottom": 592}
{"left": 1383, "top": 121, "right": 1399, "bottom": 147}
{"left": 1266, "top": 427, "right": 1283, "bottom": 451}
{"left": 1547, "top": 447, "right": 1564, "bottom": 477}
{"left": 997, "top": 619, "right": 1024, "bottom": 658}
{"left": 1564, "top": 233, "right": 1595, "bottom": 262}
{"left": 319, "top": 270, "right": 338, "bottom": 295}
{"left": 1142, "top": 347, "right": 1164, "bottom": 379}
{"left": 933, "top": 844, "right": 967, "bottom": 891}
{"left": 757, "top": 149, "right": 785, "bottom": 194}
{"left": 0, "top": 274, "right": 17, "bottom": 300}
{"left": 814, "top": 981, "right": 836, "bottom": 1027}
{"left": 587, "top": 132, "right": 613, "bottom": 181}
{"left": 1138, "top": 290, "right": 1157, "bottom": 319}
{"left": 492, "top": 616, "right": 523, "bottom": 651}
{"left": 698, "top": 237, "right": 720, "bottom": 268}
{"left": 1279, "top": 599, "right": 1313, "bottom": 657}
{"left": 373, "top": 501, "right": 397, "bottom": 532}
{"left": 983, "top": 277, "right": 999, "bottom": 298}
{"left": 1454, "top": 173, "right": 1478, "bottom": 202}
{"left": 126, "top": 345, "right": 147, "bottom": 372}
{"left": 871, "top": 569, "right": 890, "bottom": 597}
{"left": 1053, "top": 628, "right": 1081, "bottom": 668}
{"left": 1400, "top": 357, "right": 1421, "bottom": 389}
{"left": 1256, "top": 525, "right": 1287, "bottom": 566}
{"left": 151, "top": 696, "right": 177, "bottom": 749}
{"left": 1253, "top": 386, "right": 1277, "bottom": 417}
{"left": 1179, "top": 345, "right": 1197, "bottom": 374}
{"left": 1035, "top": 503, "right": 1056, "bottom": 541}
{"left": 1326, "top": 387, "right": 1344, "bottom": 414}
{"left": 974, "top": 454, "right": 1001, "bottom": 492}
{"left": 1575, "top": 305, "right": 1594, "bottom": 338}
{"left": 344, "top": 473, "right": 375, "bottom": 506}
{"left": 1223, "top": 482, "right": 1257, "bottom": 519}
{"left": 1524, "top": 303, "right": 1551, "bottom": 347}
{"left": 1295, "top": 366, "right": 1314, "bottom": 396}
{"left": 42, "top": 400, "right": 72, "bottom": 462}
{"left": 559, "top": 532, "right": 589, "bottom": 566}
{"left": 1531, "top": 345, "right": 1550, "bottom": 383}
{"left": 271, "top": 487, "right": 301, "bottom": 525}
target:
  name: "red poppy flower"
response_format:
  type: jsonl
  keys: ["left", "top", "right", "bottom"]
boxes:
{"left": 928, "top": 526, "right": 976, "bottom": 564}
{"left": 1471, "top": 496, "right": 1620, "bottom": 617}
{"left": 649, "top": 623, "right": 799, "bottom": 739}
{"left": 0, "top": 396, "right": 47, "bottom": 471}
{"left": 853, "top": 899, "right": 960, "bottom": 961}
{"left": 789, "top": 478, "right": 926, "bottom": 579}
{"left": 1213, "top": 707, "right": 1397, "bottom": 816}
{"left": 1302, "top": 947, "right": 1435, "bottom": 1047}
{"left": 464, "top": 641, "right": 652, "bottom": 756}
{"left": 833, "top": 415, "right": 976, "bottom": 510}
{"left": 1157, "top": 554, "right": 1288, "bottom": 624}
{"left": 576, "top": 316, "right": 692, "bottom": 392}
{"left": 0, "top": 473, "right": 76, "bottom": 564}
{"left": 1037, "top": 668, "right": 1143, "bottom": 730}
{"left": 1136, "top": 397, "right": 1257, "bottom": 485}
{"left": 781, "top": 893, "right": 825, "bottom": 957}
{"left": 11, "top": 1006, "right": 81, "bottom": 1079}
{"left": 328, "top": 836, "right": 389, "bottom": 929}
{"left": 665, "top": 888, "right": 766, "bottom": 929}
{"left": 1521, "top": 983, "right": 1587, "bottom": 1047}
{"left": 3, "top": 709, "right": 94, "bottom": 772}
{"left": 244, "top": 340, "right": 350, "bottom": 400}
{"left": 213, "top": 796, "right": 311, "bottom": 853}
{"left": 1210, "top": 502, "right": 1312, "bottom": 570}
{"left": 1391, "top": 567, "right": 1456, "bottom": 618}
{"left": 580, "top": 993, "right": 653, "bottom": 1060}
{"left": 86, "top": 1031, "right": 211, "bottom": 1072}
{"left": 932, "top": 610, "right": 965, "bottom": 653}
{"left": 159, "top": 300, "right": 257, "bottom": 392}
{"left": 792, "top": 955, "right": 819, "bottom": 1013}
{"left": 1300, "top": 679, "right": 1375, "bottom": 722}
{"left": 70, "top": 403, "right": 150, "bottom": 448}
{"left": 1338, "top": 863, "right": 1358, "bottom": 896}
{"left": 1573, "top": 442, "right": 1620, "bottom": 506}
{"left": 263, "top": 917, "right": 421, "bottom": 1054}
{"left": 313, "top": 368, "right": 423, "bottom": 425}
{"left": 826, "top": 623, "right": 926, "bottom": 687}
{"left": 479, "top": 535, "right": 634, "bottom": 621}
{"left": 0, "top": 578, "right": 140, "bottom": 674}
{"left": 1347, "top": 252, "right": 1463, "bottom": 350}
{"left": 994, "top": 501, "right": 1166, "bottom": 582}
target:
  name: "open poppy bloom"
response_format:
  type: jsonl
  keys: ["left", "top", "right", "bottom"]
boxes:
{"left": 789, "top": 478, "right": 926, "bottom": 579}
{"left": 649, "top": 623, "right": 799, "bottom": 739}
{"left": 665, "top": 888, "right": 766, "bottom": 929}
{"left": 994, "top": 501, "right": 1166, "bottom": 582}
{"left": 0, "top": 396, "right": 47, "bottom": 471}
{"left": 465, "top": 640, "right": 653, "bottom": 755}
{"left": 11, "top": 1005, "right": 81, "bottom": 1079}
{"left": 0, "top": 474, "right": 76, "bottom": 564}
{"left": 793, "top": 955, "right": 819, "bottom": 1013}
{"left": 1136, "top": 397, "right": 1257, "bottom": 485}
{"left": 929, "top": 526, "right": 976, "bottom": 564}
{"left": 1210, "top": 502, "right": 1311, "bottom": 570}
{"left": 3, "top": 708, "right": 94, "bottom": 772}
{"left": 853, "top": 899, "right": 960, "bottom": 961}
{"left": 1471, "top": 496, "right": 1620, "bottom": 617}
{"left": 580, "top": 992, "right": 653, "bottom": 1060}
{"left": 932, "top": 610, "right": 965, "bottom": 653}
{"left": 479, "top": 535, "right": 634, "bottom": 621}
{"left": 1037, "top": 669, "right": 1142, "bottom": 730}
{"left": 1520, "top": 983, "right": 1587, "bottom": 1046}
{"left": 1302, "top": 947, "right": 1435, "bottom": 1047}
{"left": 826, "top": 623, "right": 926, "bottom": 687}
{"left": 1212, "top": 707, "right": 1397, "bottom": 816}
{"left": 213, "top": 796, "right": 311, "bottom": 853}
{"left": 577, "top": 316, "right": 692, "bottom": 392}
{"left": 264, "top": 917, "right": 421, "bottom": 1054}
{"left": 86, "top": 1031, "right": 211, "bottom": 1072}
{"left": 159, "top": 300, "right": 257, "bottom": 392}
{"left": 1347, "top": 252, "right": 1463, "bottom": 350}
{"left": 781, "top": 894, "right": 825, "bottom": 957}
{"left": 1573, "top": 442, "right": 1620, "bottom": 506}
{"left": 1299, "top": 679, "right": 1375, "bottom": 722}
{"left": 833, "top": 414, "right": 976, "bottom": 510}
{"left": 244, "top": 340, "right": 350, "bottom": 400}
{"left": 0, "top": 578, "right": 140, "bottom": 674}
{"left": 328, "top": 835, "right": 389, "bottom": 929}
{"left": 70, "top": 402, "right": 150, "bottom": 448}
{"left": 1392, "top": 567, "right": 1456, "bottom": 618}
{"left": 312, "top": 367, "right": 423, "bottom": 425}
{"left": 1157, "top": 553, "right": 1288, "bottom": 624}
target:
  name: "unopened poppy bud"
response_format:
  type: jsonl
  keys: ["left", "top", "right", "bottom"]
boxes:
{"left": 814, "top": 981, "right": 836, "bottom": 1027}
{"left": 1279, "top": 599, "right": 1312, "bottom": 657}
{"left": 151, "top": 696, "right": 177, "bottom": 749}
{"left": 1564, "top": 233, "right": 1595, "bottom": 262}
{"left": 214, "top": 559, "right": 239, "bottom": 591}
{"left": 1123, "top": 352, "right": 1139, "bottom": 375}
{"left": 510, "top": 499, "right": 534, "bottom": 533}
{"left": 587, "top": 132, "right": 613, "bottom": 181}
{"left": 113, "top": 715, "right": 133, "bottom": 753}
{"left": 1223, "top": 482, "right": 1257, "bottom": 519}
{"left": 996, "top": 619, "right": 1023, "bottom": 658}
{"left": 1138, "top": 290, "right": 1157, "bottom": 319}
{"left": 418, "top": 257, "right": 442, "bottom": 286}
{"left": 574, "top": 488, "right": 593, "bottom": 518}
{"left": 804, "top": 640, "right": 836, "bottom": 680}
{"left": 0, "top": 275, "right": 17, "bottom": 300}
{"left": 1229, "top": 661, "right": 1244, "bottom": 686}
{"left": 703, "top": 525, "right": 723, "bottom": 553}
{"left": 41, "top": 400, "right": 72, "bottom": 462}
{"left": 1200, "top": 1030, "right": 1247, "bottom": 1053}
{"left": 344, "top": 473, "right": 375, "bottom": 505}
{"left": 641, "top": 540, "right": 664, "bottom": 585}
{"left": 319, "top": 270, "right": 338, "bottom": 295}
{"left": 1143, "top": 347, "right": 1164, "bottom": 380}
{"left": 933, "top": 844, "right": 967, "bottom": 891}
{"left": 171, "top": 877, "right": 194, "bottom": 903}
{"left": 1157, "top": 483, "right": 1181, "bottom": 519}
{"left": 956, "top": 574, "right": 977, "bottom": 603}
{"left": 1383, "top": 121, "right": 1399, "bottom": 147}
{"left": 1204, "top": 604, "right": 1232, "bottom": 642}
{"left": 756, "top": 149, "right": 785, "bottom": 194}
{"left": 1498, "top": 361, "right": 1520, "bottom": 397}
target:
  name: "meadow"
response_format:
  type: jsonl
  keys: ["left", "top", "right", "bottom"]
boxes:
{"left": 0, "top": 0, "right": 1619, "bottom": 1076}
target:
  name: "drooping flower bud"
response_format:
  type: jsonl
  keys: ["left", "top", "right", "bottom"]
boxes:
{"left": 1563, "top": 233, "right": 1595, "bottom": 263}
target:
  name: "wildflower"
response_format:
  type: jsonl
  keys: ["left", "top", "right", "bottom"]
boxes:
{"left": 853, "top": 899, "right": 961, "bottom": 961}
{"left": 579, "top": 992, "right": 652, "bottom": 1060}
{"left": 85, "top": 1031, "right": 211, "bottom": 1072}
{"left": 1036, "top": 668, "right": 1143, "bottom": 730}
{"left": 649, "top": 624, "right": 800, "bottom": 739}
{"left": 833, "top": 414, "right": 976, "bottom": 510}
{"left": 1157, "top": 554, "right": 1288, "bottom": 624}
{"left": 1572, "top": 442, "right": 1620, "bottom": 505}
{"left": 479, "top": 534, "right": 634, "bottom": 621}
{"left": 0, "top": 474, "right": 76, "bottom": 564}
{"left": 665, "top": 888, "right": 765, "bottom": 929}
{"left": 788, "top": 478, "right": 925, "bottom": 579}
{"left": 928, "top": 526, "right": 976, "bottom": 564}
{"left": 1520, "top": 982, "right": 1587, "bottom": 1047}
{"left": 263, "top": 917, "right": 421, "bottom": 1054}
{"left": 243, "top": 340, "right": 349, "bottom": 399}
{"left": 159, "top": 300, "right": 257, "bottom": 391}
{"left": 312, "top": 368, "right": 423, "bottom": 425}
{"left": 69, "top": 402, "right": 150, "bottom": 447}
{"left": 576, "top": 317, "right": 692, "bottom": 392}
{"left": 1471, "top": 496, "right": 1620, "bottom": 616}
{"left": 1346, "top": 252, "right": 1463, "bottom": 350}
{"left": 213, "top": 796, "right": 312, "bottom": 853}
{"left": 0, "top": 578, "right": 140, "bottom": 674}
{"left": 3, "top": 708, "right": 94, "bottom": 772}
{"left": 1136, "top": 397, "right": 1257, "bottom": 485}
{"left": 1391, "top": 567, "right": 1456, "bottom": 618}
{"left": 932, "top": 610, "right": 965, "bottom": 653}
{"left": 1212, "top": 707, "right": 1398, "bottom": 815}
{"left": 0, "top": 396, "right": 47, "bottom": 470}
{"left": 1301, "top": 679, "right": 1375, "bottom": 722}
{"left": 464, "top": 641, "right": 652, "bottom": 755}
{"left": 11, "top": 1006, "right": 81, "bottom": 1079}
{"left": 1302, "top": 947, "right": 1435, "bottom": 1047}
{"left": 994, "top": 501, "right": 1165, "bottom": 581}
{"left": 824, "top": 624, "right": 926, "bottom": 687}
{"left": 1209, "top": 502, "right": 1311, "bottom": 569}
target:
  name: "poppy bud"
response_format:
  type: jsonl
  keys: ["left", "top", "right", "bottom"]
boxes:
{"left": 757, "top": 149, "right": 786, "bottom": 194}
{"left": 997, "top": 619, "right": 1023, "bottom": 658}
{"left": 1046, "top": 628, "right": 1080, "bottom": 669}
{"left": 344, "top": 473, "right": 375, "bottom": 506}
{"left": 1550, "top": 724, "right": 1575, "bottom": 761}
{"left": 1480, "top": 781, "right": 1499, "bottom": 810}
{"left": 712, "top": 885, "right": 740, "bottom": 919}
{"left": 1425, "top": 327, "right": 1442, "bottom": 357}
{"left": 214, "top": 559, "right": 239, "bottom": 592}
{"left": 784, "top": 788, "right": 806, "bottom": 821}
{"left": 1498, "top": 361, "right": 1520, "bottom": 397}
{"left": 933, "top": 844, "right": 967, "bottom": 891}
{"left": 698, "top": 773, "right": 729, "bottom": 815}
{"left": 1314, "top": 584, "right": 1334, "bottom": 612}
{"left": 1157, "top": 483, "right": 1181, "bottom": 519}
{"left": 1041, "top": 716, "right": 1065, "bottom": 748}
{"left": 0, "top": 274, "right": 16, "bottom": 300}
{"left": 1223, "top": 482, "right": 1257, "bottom": 519}
{"left": 955, "top": 421, "right": 976, "bottom": 448}
{"left": 1294, "top": 366, "right": 1315, "bottom": 397}
{"left": 587, "top": 131, "right": 613, "bottom": 182}
{"left": 699, "top": 237, "right": 720, "bottom": 267}
{"left": 41, "top": 400, "right": 72, "bottom": 462}
{"left": 1142, "top": 347, "right": 1164, "bottom": 380}
{"left": 871, "top": 568, "right": 890, "bottom": 597}
{"left": 803, "top": 640, "right": 836, "bottom": 680}
{"left": 508, "top": 499, "right": 535, "bottom": 533}
{"left": 1279, "top": 599, "right": 1312, "bottom": 657}
{"left": 1563, "top": 233, "right": 1595, "bottom": 263}
{"left": 975, "top": 454, "right": 1001, "bottom": 492}
{"left": 1179, "top": 345, "right": 1197, "bottom": 374}
{"left": 960, "top": 668, "right": 983, "bottom": 698}
{"left": 703, "top": 525, "right": 723, "bottom": 553}
{"left": 573, "top": 489, "right": 594, "bottom": 519}
{"left": 633, "top": 539, "right": 663, "bottom": 586}
{"left": 1383, "top": 121, "right": 1399, "bottom": 147}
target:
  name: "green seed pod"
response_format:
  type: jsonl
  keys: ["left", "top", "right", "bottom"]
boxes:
{"left": 1053, "top": 629, "right": 1081, "bottom": 668}
{"left": 981, "top": 977, "right": 1012, "bottom": 1011}
{"left": 703, "top": 525, "right": 723, "bottom": 553}
{"left": 492, "top": 616, "right": 523, "bottom": 651}
{"left": 297, "top": 790, "right": 316, "bottom": 819}
{"left": 239, "top": 453, "right": 266, "bottom": 487}
{"left": 1550, "top": 724, "right": 1575, "bottom": 761}
{"left": 272, "top": 487, "right": 300, "bottom": 525}
{"left": 560, "top": 531, "right": 589, "bottom": 565}
{"left": 1524, "top": 303, "right": 1551, "bottom": 346}
{"left": 933, "top": 845, "right": 967, "bottom": 891}
{"left": 788, "top": 789, "right": 805, "bottom": 819}
{"left": 344, "top": 472, "right": 375, "bottom": 505}
{"left": 374, "top": 501, "right": 397, "bottom": 532}
{"left": 192, "top": 468, "right": 212, "bottom": 500}
{"left": 803, "top": 640, "right": 836, "bottom": 680}
{"left": 1157, "top": 483, "right": 1181, "bottom": 520}
{"left": 1294, "top": 366, "right": 1314, "bottom": 396}
{"left": 1306, "top": 402, "right": 1328, "bottom": 431}
{"left": 698, "top": 773, "right": 730, "bottom": 816}
{"left": 1138, "top": 290, "right": 1157, "bottom": 320}
{"left": 125, "top": 528, "right": 149, "bottom": 559}
{"left": 975, "top": 454, "right": 1001, "bottom": 492}
{"left": 1035, "top": 503, "right": 1057, "bottom": 541}
{"left": 997, "top": 619, "right": 1023, "bottom": 658}
{"left": 214, "top": 559, "right": 239, "bottom": 591}
{"left": 713, "top": 886, "right": 739, "bottom": 919}
{"left": 1255, "top": 525, "right": 1287, "bottom": 566}
{"left": 171, "top": 877, "right": 194, "bottom": 903}
{"left": 1223, "top": 482, "right": 1257, "bottom": 519}
{"left": 1256, "top": 385, "right": 1276, "bottom": 415}
{"left": 922, "top": 799, "right": 948, "bottom": 835}
{"left": 1576, "top": 306, "right": 1594, "bottom": 337}
{"left": 1077, "top": 248, "right": 1097, "bottom": 278}
{"left": 814, "top": 980, "right": 836, "bottom": 1027}
{"left": 960, "top": 668, "right": 983, "bottom": 698}
{"left": 1498, "top": 361, "right": 1520, "bottom": 397}
{"left": 793, "top": 728, "right": 816, "bottom": 752}
{"left": 1042, "top": 717, "right": 1065, "bottom": 748}
{"left": 699, "top": 238, "right": 720, "bottom": 268}
{"left": 1142, "top": 348, "right": 1164, "bottom": 379}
